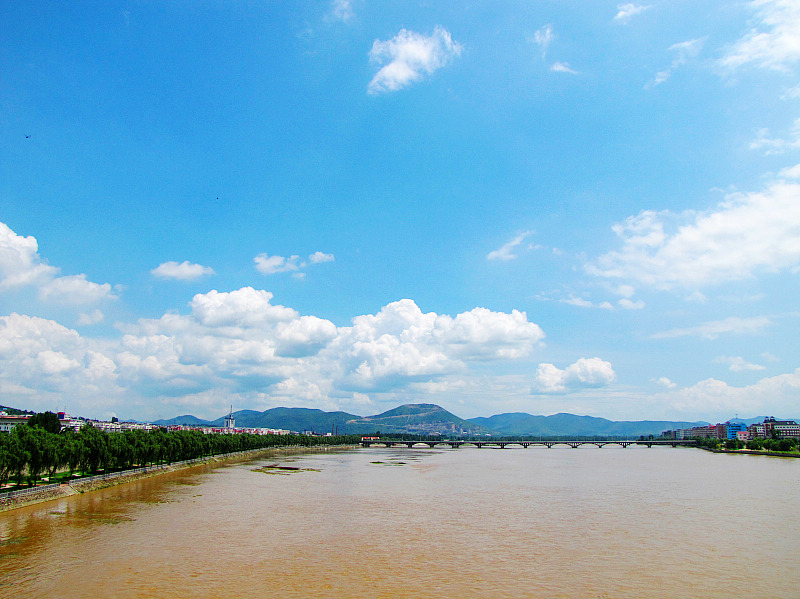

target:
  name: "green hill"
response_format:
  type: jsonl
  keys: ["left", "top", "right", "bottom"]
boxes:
{"left": 468, "top": 412, "right": 708, "bottom": 437}
{"left": 345, "top": 403, "right": 487, "bottom": 436}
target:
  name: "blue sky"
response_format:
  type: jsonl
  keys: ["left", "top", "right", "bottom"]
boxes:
{"left": 2, "top": 0, "right": 800, "bottom": 423}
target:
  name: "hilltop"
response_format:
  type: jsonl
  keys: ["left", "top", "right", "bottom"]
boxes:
{"left": 153, "top": 403, "right": 712, "bottom": 438}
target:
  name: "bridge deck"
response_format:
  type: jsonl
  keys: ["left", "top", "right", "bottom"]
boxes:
{"left": 360, "top": 439, "right": 696, "bottom": 449}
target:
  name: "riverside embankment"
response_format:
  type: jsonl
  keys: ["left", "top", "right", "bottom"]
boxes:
{"left": 0, "top": 444, "right": 357, "bottom": 512}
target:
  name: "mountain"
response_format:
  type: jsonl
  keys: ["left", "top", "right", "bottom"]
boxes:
{"left": 344, "top": 403, "right": 487, "bottom": 436}
{"left": 468, "top": 412, "right": 709, "bottom": 437}
{"left": 156, "top": 407, "right": 361, "bottom": 434}
{"left": 154, "top": 404, "right": 749, "bottom": 438}
{"left": 0, "top": 405, "right": 35, "bottom": 416}
{"left": 154, "top": 414, "right": 213, "bottom": 426}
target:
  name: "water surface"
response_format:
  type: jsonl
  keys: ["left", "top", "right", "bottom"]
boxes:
{"left": 1, "top": 446, "right": 797, "bottom": 598}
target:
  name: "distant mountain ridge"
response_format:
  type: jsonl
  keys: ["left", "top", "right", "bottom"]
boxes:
{"left": 344, "top": 403, "right": 486, "bottom": 435}
{"left": 468, "top": 412, "right": 709, "bottom": 438}
{"left": 154, "top": 404, "right": 715, "bottom": 437}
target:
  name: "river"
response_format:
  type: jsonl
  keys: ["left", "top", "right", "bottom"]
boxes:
{"left": 0, "top": 445, "right": 797, "bottom": 598}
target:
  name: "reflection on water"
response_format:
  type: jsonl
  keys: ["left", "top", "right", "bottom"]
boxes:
{"left": 1, "top": 446, "right": 798, "bottom": 598}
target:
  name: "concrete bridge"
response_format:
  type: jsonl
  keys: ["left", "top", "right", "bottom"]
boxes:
{"left": 360, "top": 439, "right": 696, "bottom": 449}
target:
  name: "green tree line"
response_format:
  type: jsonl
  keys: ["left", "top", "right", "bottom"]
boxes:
{"left": 693, "top": 436, "right": 798, "bottom": 452}
{"left": 0, "top": 414, "right": 361, "bottom": 489}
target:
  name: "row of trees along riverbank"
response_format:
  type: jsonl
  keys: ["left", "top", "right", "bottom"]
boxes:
{"left": 693, "top": 436, "right": 799, "bottom": 453}
{"left": 0, "top": 415, "right": 361, "bottom": 489}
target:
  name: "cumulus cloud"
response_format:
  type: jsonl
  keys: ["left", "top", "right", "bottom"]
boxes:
{"left": 661, "top": 367, "right": 800, "bottom": 418}
{"left": 652, "top": 316, "right": 771, "bottom": 340}
{"left": 614, "top": 3, "right": 651, "bottom": 23}
{"left": 254, "top": 253, "right": 300, "bottom": 275}
{"left": 0, "top": 222, "right": 57, "bottom": 290}
{"left": 0, "top": 313, "right": 121, "bottom": 413}
{"left": 330, "top": 299, "right": 545, "bottom": 391}
{"left": 38, "top": 274, "right": 116, "bottom": 305}
{"left": 720, "top": 0, "right": 800, "bottom": 71}
{"left": 189, "top": 287, "right": 298, "bottom": 328}
{"left": 152, "top": 261, "right": 215, "bottom": 281}
{"left": 532, "top": 357, "right": 616, "bottom": 394}
{"left": 654, "top": 376, "right": 677, "bottom": 389}
{"left": 586, "top": 181, "right": 800, "bottom": 291}
{"left": 367, "top": 26, "right": 462, "bottom": 95}
{"left": 0, "top": 221, "right": 116, "bottom": 305}
{"left": 254, "top": 251, "right": 335, "bottom": 276}
{"left": 309, "top": 251, "right": 335, "bottom": 264}
{"left": 714, "top": 355, "right": 767, "bottom": 372}
{"left": 649, "top": 37, "right": 706, "bottom": 87}
{"left": 487, "top": 231, "right": 532, "bottom": 261}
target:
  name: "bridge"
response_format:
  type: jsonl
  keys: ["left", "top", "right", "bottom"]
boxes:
{"left": 359, "top": 439, "right": 696, "bottom": 449}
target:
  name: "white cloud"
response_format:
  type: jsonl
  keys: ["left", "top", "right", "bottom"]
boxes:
{"left": 618, "top": 298, "right": 645, "bottom": 310}
{"left": 714, "top": 355, "right": 767, "bottom": 372}
{"left": 560, "top": 296, "right": 615, "bottom": 310}
{"left": 254, "top": 253, "right": 301, "bottom": 275}
{"left": 750, "top": 119, "right": 800, "bottom": 155}
{"left": 487, "top": 231, "right": 532, "bottom": 261}
{"left": 77, "top": 309, "right": 104, "bottom": 326}
{"left": 551, "top": 61, "right": 578, "bottom": 74}
{"left": 0, "top": 222, "right": 57, "bottom": 290}
{"left": 0, "top": 313, "right": 122, "bottom": 414}
{"left": 654, "top": 376, "right": 677, "bottom": 389}
{"left": 533, "top": 24, "right": 555, "bottom": 58}
{"left": 587, "top": 180, "right": 800, "bottom": 290}
{"left": 614, "top": 3, "right": 651, "bottom": 23}
{"left": 533, "top": 357, "right": 616, "bottom": 394}
{"left": 779, "top": 162, "right": 800, "bottom": 178}
{"left": 309, "top": 251, "right": 335, "bottom": 264}
{"left": 367, "top": 26, "right": 463, "bottom": 95}
{"left": 189, "top": 287, "right": 298, "bottom": 328}
{"left": 661, "top": 367, "right": 800, "bottom": 418}
{"left": 38, "top": 274, "right": 117, "bottom": 305}
{"left": 720, "top": 0, "right": 800, "bottom": 72}
{"left": 0, "top": 221, "right": 116, "bottom": 305}
{"left": 783, "top": 83, "right": 800, "bottom": 98}
{"left": 254, "top": 251, "right": 335, "bottom": 276}
{"left": 330, "top": 299, "right": 545, "bottom": 391}
{"left": 330, "top": 0, "right": 353, "bottom": 23}
{"left": 649, "top": 37, "right": 706, "bottom": 87}
{"left": 152, "top": 261, "right": 215, "bottom": 281}
{"left": 652, "top": 316, "right": 771, "bottom": 340}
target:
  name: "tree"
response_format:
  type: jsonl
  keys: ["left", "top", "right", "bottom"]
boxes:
{"left": 27, "top": 411, "right": 62, "bottom": 434}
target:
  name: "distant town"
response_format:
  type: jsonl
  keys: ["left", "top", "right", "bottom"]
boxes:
{"left": 663, "top": 417, "right": 800, "bottom": 442}
{"left": 0, "top": 410, "right": 305, "bottom": 437}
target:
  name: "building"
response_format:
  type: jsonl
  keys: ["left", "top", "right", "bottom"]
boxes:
{"left": 0, "top": 411, "right": 30, "bottom": 432}
{"left": 224, "top": 407, "right": 235, "bottom": 430}
{"left": 747, "top": 423, "right": 766, "bottom": 439}
{"left": 763, "top": 417, "right": 800, "bottom": 439}
{"left": 725, "top": 421, "right": 747, "bottom": 439}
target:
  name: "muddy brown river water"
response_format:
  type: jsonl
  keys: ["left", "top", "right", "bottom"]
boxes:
{"left": 1, "top": 445, "right": 797, "bottom": 598}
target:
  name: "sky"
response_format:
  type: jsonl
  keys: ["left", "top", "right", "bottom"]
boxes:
{"left": 2, "top": 1, "right": 800, "bottom": 423}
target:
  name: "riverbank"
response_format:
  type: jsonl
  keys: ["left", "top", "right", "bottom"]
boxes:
{"left": 0, "top": 445, "right": 357, "bottom": 513}
{"left": 698, "top": 446, "right": 800, "bottom": 458}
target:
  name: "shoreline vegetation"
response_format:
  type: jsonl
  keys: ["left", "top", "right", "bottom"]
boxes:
{"left": 0, "top": 419, "right": 363, "bottom": 511}
{"left": 0, "top": 444, "right": 357, "bottom": 512}
{"left": 692, "top": 436, "right": 800, "bottom": 457}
